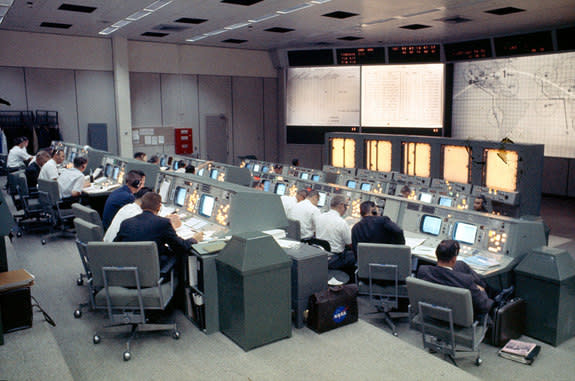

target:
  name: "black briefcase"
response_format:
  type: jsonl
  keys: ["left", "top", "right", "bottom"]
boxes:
{"left": 487, "top": 297, "right": 526, "bottom": 347}
{"left": 307, "top": 284, "right": 358, "bottom": 334}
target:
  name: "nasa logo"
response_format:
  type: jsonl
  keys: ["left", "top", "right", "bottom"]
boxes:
{"left": 333, "top": 306, "right": 348, "bottom": 323}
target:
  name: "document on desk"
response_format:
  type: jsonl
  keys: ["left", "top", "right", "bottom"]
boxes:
{"left": 461, "top": 255, "right": 500, "bottom": 270}
{"left": 405, "top": 237, "right": 426, "bottom": 249}
{"left": 184, "top": 217, "right": 209, "bottom": 230}
{"left": 411, "top": 245, "right": 437, "bottom": 260}
{"left": 176, "top": 226, "right": 197, "bottom": 240}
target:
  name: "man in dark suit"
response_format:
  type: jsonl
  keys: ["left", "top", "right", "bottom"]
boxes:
{"left": 102, "top": 170, "right": 145, "bottom": 230}
{"left": 351, "top": 200, "right": 405, "bottom": 254}
{"left": 416, "top": 240, "right": 497, "bottom": 318}
{"left": 115, "top": 192, "right": 203, "bottom": 268}
{"left": 25, "top": 150, "right": 50, "bottom": 190}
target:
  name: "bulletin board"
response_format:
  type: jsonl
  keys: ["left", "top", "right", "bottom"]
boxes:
{"left": 132, "top": 126, "right": 175, "bottom": 148}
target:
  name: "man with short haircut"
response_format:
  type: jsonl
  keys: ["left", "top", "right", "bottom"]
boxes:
{"left": 416, "top": 240, "right": 497, "bottom": 318}
{"left": 25, "top": 150, "right": 51, "bottom": 189}
{"left": 103, "top": 187, "right": 153, "bottom": 242}
{"left": 147, "top": 155, "right": 160, "bottom": 165}
{"left": 58, "top": 156, "right": 89, "bottom": 199}
{"left": 315, "top": 195, "right": 354, "bottom": 270}
{"left": 289, "top": 190, "right": 320, "bottom": 240}
{"left": 473, "top": 195, "right": 489, "bottom": 213}
{"left": 134, "top": 152, "right": 147, "bottom": 162}
{"left": 282, "top": 189, "right": 308, "bottom": 217}
{"left": 351, "top": 200, "right": 405, "bottom": 254}
{"left": 7, "top": 137, "right": 32, "bottom": 170}
{"left": 39, "top": 149, "right": 65, "bottom": 181}
{"left": 101, "top": 170, "right": 145, "bottom": 230}
{"left": 115, "top": 192, "right": 203, "bottom": 268}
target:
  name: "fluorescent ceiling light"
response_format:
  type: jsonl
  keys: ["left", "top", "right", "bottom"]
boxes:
{"left": 112, "top": 19, "right": 132, "bottom": 28}
{"left": 402, "top": 8, "right": 442, "bottom": 18}
{"left": 144, "top": 0, "right": 173, "bottom": 12}
{"left": 224, "top": 22, "right": 251, "bottom": 30}
{"left": 248, "top": 13, "right": 279, "bottom": 23}
{"left": 276, "top": 3, "right": 313, "bottom": 15}
{"left": 126, "top": 10, "right": 152, "bottom": 21}
{"left": 203, "top": 29, "right": 227, "bottom": 36}
{"left": 99, "top": 26, "right": 119, "bottom": 35}
{"left": 186, "top": 35, "right": 208, "bottom": 42}
{"left": 308, "top": 0, "right": 331, "bottom": 4}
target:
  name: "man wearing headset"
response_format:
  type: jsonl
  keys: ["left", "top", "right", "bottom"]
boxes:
{"left": 102, "top": 169, "right": 145, "bottom": 230}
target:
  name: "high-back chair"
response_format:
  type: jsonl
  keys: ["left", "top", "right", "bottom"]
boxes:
{"left": 37, "top": 178, "right": 75, "bottom": 244}
{"left": 14, "top": 171, "right": 47, "bottom": 234}
{"left": 356, "top": 243, "right": 412, "bottom": 336}
{"left": 406, "top": 276, "right": 489, "bottom": 366}
{"left": 71, "top": 203, "right": 103, "bottom": 231}
{"left": 86, "top": 241, "right": 180, "bottom": 361}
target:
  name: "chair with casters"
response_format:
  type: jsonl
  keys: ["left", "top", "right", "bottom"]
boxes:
{"left": 406, "top": 276, "right": 489, "bottom": 366}
{"left": 13, "top": 171, "right": 49, "bottom": 235}
{"left": 72, "top": 217, "right": 104, "bottom": 318}
{"left": 286, "top": 218, "right": 301, "bottom": 241}
{"left": 86, "top": 241, "right": 180, "bottom": 361}
{"left": 37, "top": 178, "right": 75, "bottom": 244}
{"left": 72, "top": 203, "right": 104, "bottom": 231}
{"left": 356, "top": 243, "right": 411, "bottom": 336}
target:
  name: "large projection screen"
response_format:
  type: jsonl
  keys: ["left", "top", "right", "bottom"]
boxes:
{"left": 361, "top": 64, "right": 444, "bottom": 128}
{"left": 286, "top": 66, "right": 360, "bottom": 126}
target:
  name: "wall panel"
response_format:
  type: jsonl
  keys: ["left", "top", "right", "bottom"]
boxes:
{"left": 0, "top": 67, "right": 27, "bottom": 110}
{"left": 232, "top": 77, "right": 264, "bottom": 162}
{"left": 198, "top": 76, "right": 232, "bottom": 161}
{"left": 130, "top": 72, "right": 162, "bottom": 127}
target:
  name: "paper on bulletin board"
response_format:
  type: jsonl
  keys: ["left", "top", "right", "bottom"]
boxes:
{"left": 158, "top": 136, "right": 165, "bottom": 144}
{"left": 151, "top": 136, "right": 158, "bottom": 145}
{"left": 133, "top": 130, "right": 140, "bottom": 141}
{"left": 144, "top": 136, "right": 152, "bottom": 145}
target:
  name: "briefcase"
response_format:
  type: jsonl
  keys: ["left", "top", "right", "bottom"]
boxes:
{"left": 307, "top": 284, "right": 358, "bottom": 334}
{"left": 487, "top": 297, "right": 526, "bottom": 347}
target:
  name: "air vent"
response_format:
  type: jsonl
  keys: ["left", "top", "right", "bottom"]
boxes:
{"left": 40, "top": 22, "right": 72, "bottom": 29}
{"left": 400, "top": 24, "right": 431, "bottom": 30}
{"left": 222, "top": 39, "right": 247, "bottom": 44}
{"left": 201, "top": 184, "right": 211, "bottom": 193}
{"left": 421, "top": 205, "right": 436, "bottom": 214}
{"left": 337, "top": 36, "right": 363, "bottom": 41}
{"left": 265, "top": 27, "right": 294, "bottom": 33}
{"left": 141, "top": 32, "right": 169, "bottom": 37}
{"left": 153, "top": 24, "right": 189, "bottom": 32}
{"left": 175, "top": 17, "right": 207, "bottom": 24}
{"left": 221, "top": 0, "right": 263, "bottom": 6}
{"left": 58, "top": 3, "right": 96, "bottom": 13}
{"left": 407, "top": 203, "right": 420, "bottom": 211}
{"left": 322, "top": 11, "right": 358, "bottom": 19}
{"left": 439, "top": 16, "right": 472, "bottom": 24}
{"left": 485, "top": 7, "right": 525, "bottom": 16}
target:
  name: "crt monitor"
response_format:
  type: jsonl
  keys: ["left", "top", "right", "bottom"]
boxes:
{"left": 311, "top": 174, "right": 320, "bottom": 181}
{"left": 262, "top": 166, "right": 269, "bottom": 173}
{"left": 275, "top": 183, "right": 287, "bottom": 196}
{"left": 253, "top": 164, "right": 261, "bottom": 172}
{"left": 317, "top": 191, "right": 327, "bottom": 208}
{"left": 160, "top": 157, "right": 167, "bottom": 167}
{"left": 346, "top": 180, "right": 357, "bottom": 189}
{"left": 197, "top": 168, "right": 205, "bottom": 176}
{"left": 112, "top": 166, "right": 120, "bottom": 181}
{"left": 452, "top": 222, "right": 478, "bottom": 245}
{"left": 210, "top": 169, "right": 219, "bottom": 179}
{"left": 173, "top": 161, "right": 179, "bottom": 171}
{"left": 198, "top": 194, "right": 216, "bottom": 218}
{"left": 262, "top": 180, "right": 271, "bottom": 192}
{"left": 174, "top": 186, "right": 187, "bottom": 207}
{"left": 246, "top": 162, "right": 253, "bottom": 170}
{"left": 360, "top": 183, "right": 372, "bottom": 191}
{"left": 438, "top": 196, "right": 453, "bottom": 207}
{"left": 418, "top": 192, "right": 433, "bottom": 203}
{"left": 104, "top": 163, "right": 113, "bottom": 178}
{"left": 300, "top": 172, "right": 309, "bottom": 180}
{"left": 69, "top": 151, "right": 77, "bottom": 162}
{"left": 420, "top": 215, "right": 442, "bottom": 236}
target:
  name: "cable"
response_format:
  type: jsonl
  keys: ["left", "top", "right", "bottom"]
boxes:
{"left": 31, "top": 295, "right": 56, "bottom": 327}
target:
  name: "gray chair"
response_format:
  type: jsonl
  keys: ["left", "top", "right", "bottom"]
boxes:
{"left": 14, "top": 171, "right": 48, "bottom": 234}
{"left": 37, "top": 178, "right": 75, "bottom": 244}
{"left": 286, "top": 218, "right": 301, "bottom": 241}
{"left": 356, "top": 243, "right": 411, "bottom": 336}
{"left": 71, "top": 203, "right": 104, "bottom": 231}
{"left": 86, "top": 241, "right": 180, "bottom": 361}
{"left": 73, "top": 217, "right": 105, "bottom": 318}
{"left": 406, "top": 276, "right": 488, "bottom": 366}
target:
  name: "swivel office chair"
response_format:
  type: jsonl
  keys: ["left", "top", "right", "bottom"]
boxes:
{"left": 37, "top": 178, "right": 75, "bottom": 244}
{"left": 71, "top": 203, "right": 104, "bottom": 231}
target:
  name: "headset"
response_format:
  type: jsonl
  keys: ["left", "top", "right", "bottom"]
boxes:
{"left": 130, "top": 177, "right": 141, "bottom": 188}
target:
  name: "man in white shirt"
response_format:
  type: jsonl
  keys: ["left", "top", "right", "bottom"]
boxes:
{"left": 39, "top": 149, "right": 65, "bottom": 181}
{"left": 281, "top": 189, "right": 308, "bottom": 218}
{"left": 58, "top": 156, "right": 89, "bottom": 199}
{"left": 103, "top": 187, "right": 152, "bottom": 242}
{"left": 7, "top": 136, "right": 32, "bottom": 170}
{"left": 315, "top": 195, "right": 355, "bottom": 271}
{"left": 289, "top": 190, "right": 320, "bottom": 240}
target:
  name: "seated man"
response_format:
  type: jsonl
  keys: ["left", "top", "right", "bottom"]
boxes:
{"left": 101, "top": 170, "right": 145, "bottom": 230}
{"left": 114, "top": 192, "right": 203, "bottom": 268}
{"left": 315, "top": 195, "right": 354, "bottom": 271}
{"left": 7, "top": 136, "right": 32, "bottom": 171}
{"left": 39, "top": 149, "right": 65, "bottom": 181}
{"left": 351, "top": 201, "right": 405, "bottom": 254}
{"left": 25, "top": 150, "right": 51, "bottom": 190}
{"left": 416, "top": 240, "right": 507, "bottom": 319}
{"left": 473, "top": 195, "right": 489, "bottom": 213}
{"left": 57, "top": 156, "right": 89, "bottom": 202}
{"left": 281, "top": 189, "right": 308, "bottom": 218}
{"left": 103, "top": 187, "right": 153, "bottom": 242}
{"left": 289, "top": 190, "right": 320, "bottom": 240}
{"left": 133, "top": 152, "right": 147, "bottom": 162}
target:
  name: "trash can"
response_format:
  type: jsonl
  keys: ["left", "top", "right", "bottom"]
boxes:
{"left": 217, "top": 232, "right": 292, "bottom": 351}
{"left": 514, "top": 246, "right": 575, "bottom": 346}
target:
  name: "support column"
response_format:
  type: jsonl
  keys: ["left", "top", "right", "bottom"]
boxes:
{"left": 112, "top": 36, "right": 133, "bottom": 158}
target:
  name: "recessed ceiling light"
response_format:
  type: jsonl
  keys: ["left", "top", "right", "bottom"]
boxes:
{"left": 203, "top": 29, "right": 227, "bottom": 36}
{"left": 99, "top": 26, "right": 119, "bottom": 35}
{"left": 186, "top": 35, "right": 208, "bottom": 42}
{"left": 277, "top": 3, "right": 313, "bottom": 15}
{"left": 126, "top": 10, "right": 152, "bottom": 21}
{"left": 224, "top": 22, "right": 251, "bottom": 30}
{"left": 112, "top": 19, "right": 132, "bottom": 28}
{"left": 248, "top": 13, "right": 279, "bottom": 23}
{"left": 144, "top": 0, "right": 173, "bottom": 12}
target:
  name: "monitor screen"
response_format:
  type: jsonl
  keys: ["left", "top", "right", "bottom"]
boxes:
{"left": 197, "top": 168, "right": 205, "bottom": 176}
{"left": 199, "top": 194, "right": 216, "bottom": 218}
{"left": 262, "top": 180, "right": 271, "bottom": 192}
{"left": 262, "top": 166, "right": 269, "bottom": 173}
{"left": 452, "top": 222, "right": 478, "bottom": 245}
{"left": 275, "top": 183, "right": 287, "bottom": 195}
{"left": 420, "top": 215, "right": 442, "bottom": 236}
{"left": 346, "top": 180, "right": 357, "bottom": 189}
{"left": 112, "top": 166, "right": 120, "bottom": 181}
{"left": 246, "top": 163, "right": 253, "bottom": 170}
{"left": 159, "top": 179, "right": 171, "bottom": 203}
{"left": 360, "top": 183, "right": 372, "bottom": 191}
{"left": 311, "top": 174, "right": 320, "bottom": 181}
{"left": 174, "top": 186, "right": 187, "bottom": 207}
{"left": 317, "top": 191, "right": 327, "bottom": 207}
{"left": 418, "top": 192, "right": 433, "bottom": 203}
{"left": 173, "top": 161, "right": 179, "bottom": 170}
{"left": 439, "top": 196, "right": 453, "bottom": 207}
{"left": 253, "top": 164, "right": 261, "bottom": 172}
{"left": 160, "top": 157, "right": 167, "bottom": 167}
{"left": 210, "top": 169, "right": 219, "bottom": 179}
{"left": 69, "top": 151, "right": 77, "bottom": 162}
{"left": 300, "top": 172, "right": 309, "bottom": 180}
{"left": 104, "top": 163, "right": 113, "bottom": 178}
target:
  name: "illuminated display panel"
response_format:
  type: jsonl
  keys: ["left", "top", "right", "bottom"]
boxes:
{"left": 174, "top": 186, "right": 187, "bottom": 207}
{"left": 336, "top": 47, "right": 386, "bottom": 65}
{"left": 418, "top": 192, "right": 433, "bottom": 203}
{"left": 438, "top": 196, "right": 453, "bottom": 207}
{"left": 160, "top": 157, "right": 167, "bottom": 167}
{"left": 300, "top": 172, "right": 309, "bottom": 180}
{"left": 317, "top": 192, "right": 327, "bottom": 207}
{"left": 361, "top": 64, "right": 444, "bottom": 128}
{"left": 366, "top": 140, "right": 392, "bottom": 172}
{"left": 452, "top": 222, "right": 478, "bottom": 245}
{"left": 494, "top": 31, "right": 553, "bottom": 57}
{"left": 444, "top": 39, "right": 492, "bottom": 61}
{"left": 158, "top": 179, "right": 171, "bottom": 203}
{"left": 311, "top": 174, "right": 320, "bottom": 181}
{"left": 262, "top": 166, "right": 269, "bottom": 173}
{"left": 262, "top": 180, "right": 271, "bottom": 192}
{"left": 112, "top": 166, "right": 120, "bottom": 181}
{"left": 420, "top": 215, "right": 442, "bottom": 236}
{"left": 197, "top": 168, "right": 205, "bottom": 176}
{"left": 388, "top": 45, "right": 441, "bottom": 63}
{"left": 346, "top": 180, "right": 357, "bottom": 189}
{"left": 360, "top": 183, "right": 372, "bottom": 191}
{"left": 443, "top": 145, "right": 470, "bottom": 183}
{"left": 275, "top": 183, "right": 287, "bottom": 195}
{"left": 484, "top": 149, "right": 518, "bottom": 192}
{"left": 104, "top": 164, "right": 113, "bottom": 178}
{"left": 252, "top": 164, "right": 261, "bottom": 172}
{"left": 330, "top": 137, "right": 356, "bottom": 168}
{"left": 198, "top": 194, "right": 216, "bottom": 218}
{"left": 403, "top": 142, "right": 431, "bottom": 177}
{"left": 210, "top": 169, "right": 219, "bottom": 179}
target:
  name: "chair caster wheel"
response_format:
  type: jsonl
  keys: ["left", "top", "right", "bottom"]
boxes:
{"left": 123, "top": 351, "right": 131, "bottom": 361}
{"left": 74, "top": 309, "right": 82, "bottom": 318}
{"left": 16, "top": 231, "right": 22, "bottom": 237}
{"left": 93, "top": 335, "right": 101, "bottom": 344}
{"left": 393, "top": 332, "right": 398, "bottom": 337}
{"left": 475, "top": 358, "right": 482, "bottom": 366}
{"left": 172, "top": 330, "right": 181, "bottom": 340}
{"left": 76, "top": 277, "right": 84, "bottom": 286}
{"left": 41, "top": 239, "right": 46, "bottom": 245}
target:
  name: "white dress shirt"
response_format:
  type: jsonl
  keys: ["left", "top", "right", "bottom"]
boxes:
{"left": 289, "top": 199, "right": 320, "bottom": 240}
{"left": 315, "top": 209, "right": 352, "bottom": 253}
{"left": 7, "top": 145, "right": 31, "bottom": 168}
{"left": 103, "top": 203, "right": 142, "bottom": 242}
{"left": 281, "top": 195, "right": 297, "bottom": 217}
{"left": 39, "top": 159, "right": 60, "bottom": 180}
{"left": 57, "top": 167, "right": 85, "bottom": 198}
